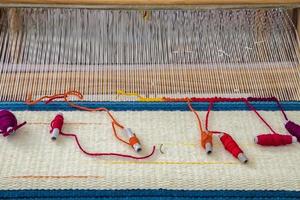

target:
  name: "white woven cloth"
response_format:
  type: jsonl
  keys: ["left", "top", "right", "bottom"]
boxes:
{"left": 1, "top": 111, "right": 300, "bottom": 190}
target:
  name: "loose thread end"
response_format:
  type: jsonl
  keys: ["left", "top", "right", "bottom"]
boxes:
{"left": 25, "top": 94, "right": 34, "bottom": 105}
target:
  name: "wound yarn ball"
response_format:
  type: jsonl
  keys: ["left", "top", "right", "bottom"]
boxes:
{"left": 0, "top": 110, "right": 26, "bottom": 137}
{"left": 285, "top": 121, "right": 300, "bottom": 142}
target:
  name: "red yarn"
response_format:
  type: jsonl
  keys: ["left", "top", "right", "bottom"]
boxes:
{"left": 243, "top": 99, "right": 277, "bottom": 134}
{"left": 256, "top": 134, "right": 294, "bottom": 146}
{"left": 247, "top": 97, "right": 288, "bottom": 121}
{"left": 191, "top": 97, "right": 243, "bottom": 102}
{"left": 28, "top": 91, "right": 156, "bottom": 160}
{"left": 219, "top": 133, "right": 243, "bottom": 158}
{"left": 50, "top": 114, "right": 64, "bottom": 133}
{"left": 49, "top": 113, "right": 155, "bottom": 160}
{"left": 205, "top": 101, "right": 214, "bottom": 131}
{"left": 59, "top": 132, "right": 156, "bottom": 159}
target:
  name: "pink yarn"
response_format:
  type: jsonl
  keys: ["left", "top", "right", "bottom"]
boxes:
{"left": 0, "top": 110, "right": 26, "bottom": 137}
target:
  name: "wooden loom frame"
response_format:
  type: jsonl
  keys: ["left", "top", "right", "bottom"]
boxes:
{"left": 0, "top": 2, "right": 300, "bottom": 101}
{"left": 0, "top": 0, "right": 299, "bottom": 7}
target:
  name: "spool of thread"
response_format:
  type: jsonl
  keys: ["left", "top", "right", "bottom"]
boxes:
{"left": 285, "top": 121, "right": 300, "bottom": 142}
{"left": 50, "top": 113, "right": 64, "bottom": 140}
{"left": 0, "top": 110, "right": 26, "bottom": 137}
{"left": 255, "top": 133, "right": 297, "bottom": 146}
{"left": 122, "top": 128, "right": 142, "bottom": 152}
{"left": 219, "top": 133, "right": 248, "bottom": 163}
{"left": 201, "top": 131, "right": 213, "bottom": 154}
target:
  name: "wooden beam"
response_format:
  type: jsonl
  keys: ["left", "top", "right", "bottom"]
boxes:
{"left": 0, "top": 0, "right": 299, "bottom": 6}
{"left": 297, "top": 9, "right": 300, "bottom": 38}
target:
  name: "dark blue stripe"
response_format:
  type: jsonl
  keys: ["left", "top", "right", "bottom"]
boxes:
{"left": 0, "top": 189, "right": 299, "bottom": 199}
{"left": 0, "top": 101, "right": 300, "bottom": 111}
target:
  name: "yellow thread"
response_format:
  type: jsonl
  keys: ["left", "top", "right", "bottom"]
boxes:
{"left": 106, "top": 161, "right": 236, "bottom": 165}
{"left": 117, "top": 90, "right": 142, "bottom": 98}
{"left": 138, "top": 97, "right": 164, "bottom": 102}
{"left": 117, "top": 90, "right": 163, "bottom": 102}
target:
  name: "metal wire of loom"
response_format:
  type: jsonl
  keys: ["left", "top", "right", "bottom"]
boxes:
{"left": 0, "top": 8, "right": 300, "bottom": 101}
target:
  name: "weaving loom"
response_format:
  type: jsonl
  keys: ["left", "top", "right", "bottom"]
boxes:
{"left": 1, "top": 0, "right": 300, "bottom": 199}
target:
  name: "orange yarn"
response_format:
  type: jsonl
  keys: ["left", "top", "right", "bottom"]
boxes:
{"left": 187, "top": 101, "right": 214, "bottom": 152}
{"left": 129, "top": 135, "right": 140, "bottom": 146}
{"left": 187, "top": 101, "right": 204, "bottom": 133}
{"left": 26, "top": 93, "right": 66, "bottom": 105}
{"left": 26, "top": 90, "right": 128, "bottom": 144}
{"left": 201, "top": 131, "right": 213, "bottom": 149}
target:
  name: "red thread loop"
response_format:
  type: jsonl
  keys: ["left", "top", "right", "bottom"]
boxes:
{"left": 255, "top": 134, "right": 296, "bottom": 146}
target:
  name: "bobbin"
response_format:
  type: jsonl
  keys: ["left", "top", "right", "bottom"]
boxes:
{"left": 254, "top": 133, "right": 297, "bottom": 146}
{"left": 219, "top": 133, "right": 248, "bottom": 164}
{"left": 201, "top": 131, "right": 213, "bottom": 154}
{"left": 50, "top": 112, "right": 64, "bottom": 140}
{"left": 0, "top": 109, "right": 26, "bottom": 137}
{"left": 0, "top": 110, "right": 15, "bottom": 136}
{"left": 205, "top": 143, "right": 212, "bottom": 154}
{"left": 122, "top": 128, "right": 142, "bottom": 152}
{"left": 285, "top": 120, "right": 300, "bottom": 142}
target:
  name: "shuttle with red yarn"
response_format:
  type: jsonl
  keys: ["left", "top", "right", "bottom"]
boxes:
{"left": 255, "top": 134, "right": 297, "bottom": 146}
{"left": 50, "top": 113, "right": 64, "bottom": 140}
{"left": 219, "top": 133, "right": 248, "bottom": 163}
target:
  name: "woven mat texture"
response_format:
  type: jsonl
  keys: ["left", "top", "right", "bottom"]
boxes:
{"left": 0, "top": 111, "right": 300, "bottom": 190}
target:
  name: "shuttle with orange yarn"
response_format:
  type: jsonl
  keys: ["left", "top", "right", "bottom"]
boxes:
{"left": 122, "top": 128, "right": 142, "bottom": 152}
{"left": 201, "top": 131, "right": 213, "bottom": 154}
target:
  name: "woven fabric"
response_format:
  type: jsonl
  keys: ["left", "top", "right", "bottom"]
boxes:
{"left": 1, "top": 189, "right": 300, "bottom": 200}
{"left": 2, "top": 101, "right": 300, "bottom": 111}
{"left": 0, "top": 111, "right": 300, "bottom": 190}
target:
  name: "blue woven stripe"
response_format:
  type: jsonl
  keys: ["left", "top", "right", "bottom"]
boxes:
{"left": 0, "top": 189, "right": 299, "bottom": 199}
{"left": 1, "top": 101, "right": 300, "bottom": 111}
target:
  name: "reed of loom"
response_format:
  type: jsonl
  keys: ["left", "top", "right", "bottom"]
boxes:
{"left": 0, "top": 1, "right": 300, "bottom": 102}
